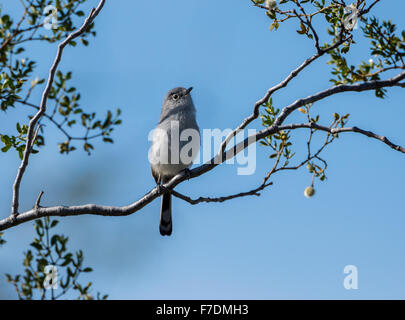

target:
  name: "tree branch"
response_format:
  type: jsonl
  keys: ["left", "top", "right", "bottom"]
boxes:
{"left": 2, "top": 114, "right": 405, "bottom": 231}
{"left": 171, "top": 181, "right": 273, "bottom": 205}
{"left": 273, "top": 70, "right": 405, "bottom": 126}
{"left": 278, "top": 122, "right": 405, "bottom": 154}
{"left": 218, "top": 33, "right": 351, "bottom": 160}
{"left": 2, "top": 0, "right": 404, "bottom": 233}
{"left": 360, "top": 0, "right": 381, "bottom": 16}
{"left": 16, "top": 100, "right": 108, "bottom": 141}
{"left": 10, "top": 0, "right": 106, "bottom": 217}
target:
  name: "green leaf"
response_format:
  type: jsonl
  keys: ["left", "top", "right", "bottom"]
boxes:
{"left": 103, "top": 137, "right": 113, "bottom": 143}
{"left": 50, "top": 220, "right": 59, "bottom": 228}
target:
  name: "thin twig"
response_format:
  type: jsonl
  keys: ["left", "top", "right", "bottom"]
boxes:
{"left": 170, "top": 181, "right": 273, "bottom": 205}
{"left": 34, "top": 191, "right": 44, "bottom": 209}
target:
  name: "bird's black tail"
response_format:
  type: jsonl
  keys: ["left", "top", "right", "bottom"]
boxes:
{"left": 159, "top": 193, "right": 172, "bottom": 236}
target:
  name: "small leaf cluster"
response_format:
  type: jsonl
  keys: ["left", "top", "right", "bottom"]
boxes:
{"left": 363, "top": 17, "right": 405, "bottom": 67}
{"left": 0, "top": 58, "right": 36, "bottom": 111}
{"left": 260, "top": 98, "right": 295, "bottom": 166}
{"left": 253, "top": 1, "right": 405, "bottom": 100}
{"left": 307, "top": 111, "right": 350, "bottom": 181}
{"left": 327, "top": 14, "right": 405, "bottom": 98}
{"left": 255, "top": 0, "right": 338, "bottom": 39}
{"left": 0, "top": 122, "right": 44, "bottom": 159}
{"left": 5, "top": 217, "right": 107, "bottom": 300}
{"left": 306, "top": 161, "right": 326, "bottom": 180}
{"left": 48, "top": 70, "right": 122, "bottom": 155}
{"left": 0, "top": 0, "right": 94, "bottom": 112}
{"left": 1, "top": 0, "right": 119, "bottom": 157}
{"left": 296, "top": 104, "right": 350, "bottom": 183}
{"left": 24, "top": 0, "right": 96, "bottom": 46}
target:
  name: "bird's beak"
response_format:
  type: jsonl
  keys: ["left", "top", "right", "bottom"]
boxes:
{"left": 185, "top": 87, "right": 193, "bottom": 95}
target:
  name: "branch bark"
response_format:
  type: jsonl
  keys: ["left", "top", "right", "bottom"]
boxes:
{"left": 10, "top": 0, "right": 106, "bottom": 218}
{"left": 278, "top": 122, "right": 405, "bottom": 154}
{"left": 273, "top": 70, "right": 405, "bottom": 127}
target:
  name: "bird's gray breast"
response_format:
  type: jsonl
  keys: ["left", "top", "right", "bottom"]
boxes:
{"left": 150, "top": 108, "right": 200, "bottom": 179}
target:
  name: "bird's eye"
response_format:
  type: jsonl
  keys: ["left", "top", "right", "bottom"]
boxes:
{"left": 172, "top": 94, "right": 179, "bottom": 101}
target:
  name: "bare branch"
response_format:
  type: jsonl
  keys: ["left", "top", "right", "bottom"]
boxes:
{"left": 16, "top": 100, "right": 107, "bottom": 141}
{"left": 274, "top": 70, "right": 405, "bottom": 126}
{"left": 34, "top": 191, "right": 44, "bottom": 210}
{"left": 360, "top": 0, "right": 381, "bottom": 16}
{"left": 10, "top": 0, "right": 106, "bottom": 217}
{"left": 1, "top": 186, "right": 162, "bottom": 231}
{"left": 218, "top": 33, "right": 351, "bottom": 160}
{"left": 171, "top": 181, "right": 273, "bottom": 205}
{"left": 293, "top": 1, "right": 321, "bottom": 53}
{"left": 278, "top": 122, "right": 405, "bottom": 154}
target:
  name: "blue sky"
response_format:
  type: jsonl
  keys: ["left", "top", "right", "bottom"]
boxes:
{"left": 1, "top": 0, "right": 405, "bottom": 299}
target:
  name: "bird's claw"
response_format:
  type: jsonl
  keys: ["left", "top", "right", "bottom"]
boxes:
{"left": 156, "top": 183, "right": 168, "bottom": 194}
{"left": 156, "top": 183, "right": 162, "bottom": 194}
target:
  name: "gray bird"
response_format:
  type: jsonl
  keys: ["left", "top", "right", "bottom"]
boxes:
{"left": 149, "top": 87, "right": 200, "bottom": 236}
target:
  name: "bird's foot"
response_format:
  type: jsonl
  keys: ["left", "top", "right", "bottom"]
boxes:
{"left": 156, "top": 183, "right": 168, "bottom": 195}
{"left": 156, "top": 182, "right": 162, "bottom": 194}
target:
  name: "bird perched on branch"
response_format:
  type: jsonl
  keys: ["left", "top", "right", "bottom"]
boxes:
{"left": 149, "top": 87, "right": 200, "bottom": 236}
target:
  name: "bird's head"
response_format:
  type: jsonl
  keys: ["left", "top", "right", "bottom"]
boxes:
{"left": 162, "top": 86, "right": 194, "bottom": 111}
